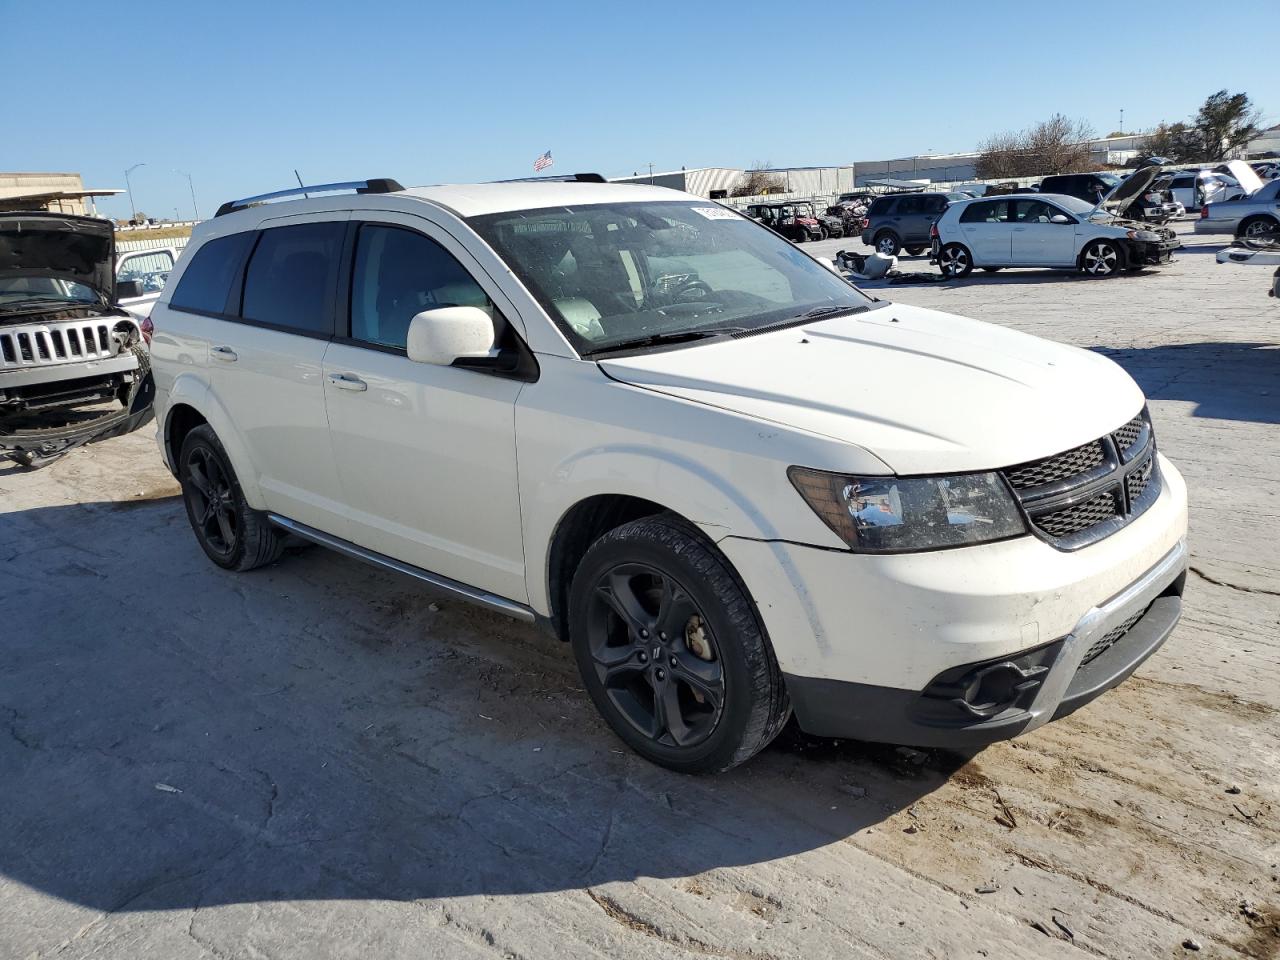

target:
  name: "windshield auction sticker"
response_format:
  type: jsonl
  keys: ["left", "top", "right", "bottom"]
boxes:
{"left": 690, "top": 206, "right": 745, "bottom": 220}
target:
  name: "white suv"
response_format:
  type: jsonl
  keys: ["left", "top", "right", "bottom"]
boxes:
{"left": 149, "top": 177, "right": 1189, "bottom": 773}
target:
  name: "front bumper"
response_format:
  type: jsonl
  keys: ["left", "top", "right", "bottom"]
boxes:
{"left": 783, "top": 541, "right": 1185, "bottom": 746}
{"left": 719, "top": 454, "right": 1188, "bottom": 746}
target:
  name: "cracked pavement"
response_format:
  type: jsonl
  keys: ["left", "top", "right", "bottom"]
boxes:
{"left": 1, "top": 221, "right": 1277, "bottom": 959}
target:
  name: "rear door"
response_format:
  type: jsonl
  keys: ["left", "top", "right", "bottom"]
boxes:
{"left": 1010, "top": 199, "right": 1077, "bottom": 265}
{"left": 208, "top": 213, "right": 352, "bottom": 536}
{"left": 956, "top": 200, "right": 1012, "bottom": 264}
{"left": 321, "top": 213, "right": 528, "bottom": 601}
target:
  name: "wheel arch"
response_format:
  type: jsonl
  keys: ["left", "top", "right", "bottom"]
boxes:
{"left": 1077, "top": 235, "right": 1128, "bottom": 272}
{"left": 1237, "top": 213, "right": 1279, "bottom": 237}
{"left": 161, "top": 377, "right": 267, "bottom": 509}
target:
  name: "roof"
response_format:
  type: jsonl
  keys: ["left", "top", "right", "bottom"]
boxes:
{"left": 399, "top": 181, "right": 688, "bottom": 216}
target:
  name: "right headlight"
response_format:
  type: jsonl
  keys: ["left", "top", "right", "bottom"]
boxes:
{"left": 788, "top": 466, "right": 1027, "bottom": 554}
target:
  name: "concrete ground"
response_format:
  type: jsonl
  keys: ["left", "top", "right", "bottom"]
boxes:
{"left": 2, "top": 221, "right": 1277, "bottom": 960}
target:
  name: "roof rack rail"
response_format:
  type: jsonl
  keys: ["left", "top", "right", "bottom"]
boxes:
{"left": 493, "top": 172, "right": 608, "bottom": 184}
{"left": 214, "top": 178, "right": 404, "bottom": 217}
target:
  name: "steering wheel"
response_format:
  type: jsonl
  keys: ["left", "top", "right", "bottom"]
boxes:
{"left": 670, "top": 278, "right": 715, "bottom": 302}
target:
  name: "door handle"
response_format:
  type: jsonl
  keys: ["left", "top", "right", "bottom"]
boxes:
{"left": 327, "top": 373, "right": 368, "bottom": 392}
{"left": 210, "top": 346, "right": 238, "bottom": 362}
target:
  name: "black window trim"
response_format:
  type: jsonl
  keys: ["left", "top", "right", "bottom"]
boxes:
{"left": 334, "top": 219, "right": 539, "bottom": 382}
{"left": 234, "top": 220, "right": 348, "bottom": 340}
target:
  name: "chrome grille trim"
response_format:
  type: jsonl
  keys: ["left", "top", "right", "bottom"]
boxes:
{"left": 0, "top": 319, "right": 120, "bottom": 372}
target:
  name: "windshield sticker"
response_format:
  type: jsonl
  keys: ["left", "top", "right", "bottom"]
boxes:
{"left": 690, "top": 206, "right": 744, "bottom": 221}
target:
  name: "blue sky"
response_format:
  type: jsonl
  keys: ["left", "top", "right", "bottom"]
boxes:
{"left": 8, "top": 0, "right": 1278, "bottom": 221}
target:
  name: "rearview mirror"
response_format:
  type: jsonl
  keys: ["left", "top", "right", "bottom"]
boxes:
{"left": 115, "top": 279, "right": 144, "bottom": 299}
{"left": 406, "top": 306, "right": 495, "bottom": 366}
{"left": 1050, "top": 214, "right": 1071, "bottom": 225}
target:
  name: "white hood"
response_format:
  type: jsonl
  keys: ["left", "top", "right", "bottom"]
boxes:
{"left": 1220, "top": 159, "right": 1264, "bottom": 197}
{"left": 599, "top": 304, "right": 1145, "bottom": 475}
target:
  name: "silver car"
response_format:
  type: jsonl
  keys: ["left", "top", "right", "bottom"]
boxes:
{"left": 1194, "top": 161, "right": 1280, "bottom": 238}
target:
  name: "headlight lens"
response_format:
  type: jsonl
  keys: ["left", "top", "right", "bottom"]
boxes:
{"left": 788, "top": 467, "right": 1027, "bottom": 553}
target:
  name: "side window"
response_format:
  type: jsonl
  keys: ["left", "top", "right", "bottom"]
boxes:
{"left": 169, "top": 233, "right": 255, "bottom": 315}
{"left": 117, "top": 250, "right": 175, "bottom": 293}
{"left": 350, "top": 224, "right": 495, "bottom": 350}
{"left": 869, "top": 197, "right": 894, "bottom": 216}
{"left": 960, "top": 201, "right": 1005, "bottom": 223}
{"left": 896, "top": 196, "right": 924, "bottom": 215}
{"left": 240, "top": 222, "right": 345, "bottom": 336}
{"left": 926, "top": 196, "right": 949, "bottom": 214}
{"left": 1014, "top": 200, "right": 1058, "bottom": 222}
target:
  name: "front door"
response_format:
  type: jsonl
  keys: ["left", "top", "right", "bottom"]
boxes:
{"left": 322, "top": 215, "right": 528, "bottom": 602}
{"left": 1010, "top": 199, "right": 1078, "bottom": 265}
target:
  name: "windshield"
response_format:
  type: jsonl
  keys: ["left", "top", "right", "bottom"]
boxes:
{"left": 469, "top": 201, "right": 876, "bottom": 356}
{"left": 0, "top": 276, "right": 100, "bottom": 311}
{"left": 1053, "top": 195, "right": 1097, "bottom": 215}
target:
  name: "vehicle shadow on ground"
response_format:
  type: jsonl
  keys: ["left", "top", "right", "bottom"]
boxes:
{"left": 858, "top": 268, "right": 1167, "bottom": 291}
{"left": 0, "top": 495, "right": 966, "bottom": 917}
{"left": 1096, "top": 340, "right": 1280, "bottom": 424}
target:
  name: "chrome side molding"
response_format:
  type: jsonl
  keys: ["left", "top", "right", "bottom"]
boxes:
{"left": 267, "top": 514, "right": 536, "bottom": 623}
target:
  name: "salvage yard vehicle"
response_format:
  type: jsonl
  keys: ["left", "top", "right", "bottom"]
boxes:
{"left": 745, "top": 202, "right": 822, "bottom": 242}
{"left": 1, "top": 212, "right": 155, "bottom": 466}
{"left": 1165, "top": 170, "right": 1245, "bottom": 212}
{"left": 793, "top": 201, "right": 844, "bottom": 239}
{"left": 149, "top": 176, "right": 1189, "bottom": 773}
{"left": 826, "top": 204, "right": 866, "bottom": 237}
{"left": 859, "top": 192, "right": 950, "bottom": 256}
{"left": 115, "top": 245, "right": 181, "bottom": 319}
{"left": 1195, "top": 164, "right": 1280, "bottom": 240}
{"left": 932, "top": 192, "right": 1180, "bottom": 278}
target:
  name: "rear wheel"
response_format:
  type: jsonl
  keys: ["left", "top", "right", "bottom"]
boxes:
{"left": 905, "top": 245, "right": 926, "bottom": 256}
{"left": 938, "top": 243, "right": 973, "bottom": 278}
{"left": 875, "top": 232, "right": 901, "bottom": 256}
{"left": 981, "top": 266, "right": 1003, "bottom": 273}
{"left": 1080, "top": 239, "right": 1124, "bottom": 277}
{"left": 568, "top": 515, "right": 790, "bottom": 773}
{"left": 179, "top": 425, "right": 284, "bottom": 571}
{"left": 1239, "top": 216, "right": 1279, "bottom": 241}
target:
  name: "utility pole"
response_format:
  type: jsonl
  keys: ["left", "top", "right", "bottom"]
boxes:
{"left": 124, "top": 162, "right": 146, "bottom": 221}
{"left": 1119, "top": 108, "right": 1125, "bottom": 133}
{"left": 174, "top": 169, "right": 199, "bottom": 220}
{"left": 648, "top": 162, "right": 654, "bottom": 184}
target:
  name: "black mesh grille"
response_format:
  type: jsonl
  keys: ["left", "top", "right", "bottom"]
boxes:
{"left": 1126, "top": 455, "right": 1154, "bottom": 502}
{"left": 1113, "top": 416, "right": 1144, "bottom": 454}
{"left": 1081, "top": 609, "right": 1145, "bottom": 665}
{"left": 1033, "top": 492, "right": 1120, "bottom": 538}
{"left": 1006, "top": 440, "right": 1106, "bottom": 491}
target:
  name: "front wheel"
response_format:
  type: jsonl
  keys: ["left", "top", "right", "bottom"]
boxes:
{"left": 938, "top": 243, "right": 973, "bottom": 278}
{"left": 905, "top": 245, "right": 926, "bottom": 256}
{"left": 1080, "top": 239, "right": 1124, "bottom": 276}
{"left": 568, "top": 515, "right": 790, "bottom": 773}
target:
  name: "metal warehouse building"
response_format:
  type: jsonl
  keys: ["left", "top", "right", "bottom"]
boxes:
{"left": 611, "top": 166, "right": 854, "bottom": 199}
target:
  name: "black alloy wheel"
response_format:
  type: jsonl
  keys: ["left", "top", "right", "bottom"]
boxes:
{"left": 584, "top": 562, "right": 725, "bottom": 750}
{"left": 184, "top": 444, "right": 238, "bottom": 560}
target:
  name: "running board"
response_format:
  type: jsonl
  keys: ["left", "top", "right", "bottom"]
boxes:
{"left": 267, "top": 514, "right": 536, "bottom": 623}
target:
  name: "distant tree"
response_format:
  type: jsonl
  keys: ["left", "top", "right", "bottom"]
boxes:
{"left": 975, "top": 114, "right": 1094, "bottom": 179}
{"left": 1142, "top": 121, "right": 1202, "bottom": 163}
{"left": 731, "top": 161, "right": 785, "bottom": 197}
{"left": 1192, "top": 89, "right": 1262, "bottom": 160}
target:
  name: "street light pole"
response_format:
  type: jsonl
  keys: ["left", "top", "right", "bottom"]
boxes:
{"left": 124, "top": 162, "right": 146, "bottom": 221}
{"left": 174, "top": 169, "right": 199, "bottom": 220}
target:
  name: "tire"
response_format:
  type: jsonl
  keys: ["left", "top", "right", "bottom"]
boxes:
{"left": 1239, "top": 216, "right": 1279, "bottom": 240}
{"left": 1079, "top": 239, "right": 1124, "bottom": 277}
{"left": 568, "top": 514, "right": 790, "bottom": 774}
{"left": 178, "top": 424, "right": 284, "bottom": 572}
{"left": 905, "top": 245, "right": 926, "bottom": 256}
{"left": 819, "top": 227, "right": 829, "bottom": 241}
{"left": 874, "top": 232, "right": 901, "bottom": 257}
{"left": 981, "top": 267, "right": 1003, "bottom": 272}
{"left": 938, "top": 243, "right": 973, "bottom": 278}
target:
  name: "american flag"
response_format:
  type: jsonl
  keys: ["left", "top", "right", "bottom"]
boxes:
{"left": 533, "top": 150, "right": 553, "bottom": 172}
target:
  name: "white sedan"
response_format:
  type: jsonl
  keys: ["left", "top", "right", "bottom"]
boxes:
{"left": 932, "top": 193, "right": 1180, "bottom": 278}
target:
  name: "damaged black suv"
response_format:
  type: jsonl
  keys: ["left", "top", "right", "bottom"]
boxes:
{"left": 0, "top": 212, "right": 155, "bottom": 466}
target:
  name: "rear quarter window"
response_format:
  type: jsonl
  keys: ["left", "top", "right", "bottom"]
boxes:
{"left": 868, "top": 197, "right": 894, "bottom": 216}
{"left": 169, "top": 233, "right": 255, "bottom": 314}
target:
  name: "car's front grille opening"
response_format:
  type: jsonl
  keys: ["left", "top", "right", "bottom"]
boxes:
{"left": 1006, "top": 440, "right": 1106, "bottom": 491}
{"left": 1001, "top": 407, "right": 1161, "bottom": 550}
{"left": 1080, "top": 608, "right": 1147, "bottom": 666}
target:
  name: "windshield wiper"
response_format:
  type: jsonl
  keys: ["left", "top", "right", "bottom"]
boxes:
{"left": 798, "top": 304, "right": 868, "bottom": 321}
{"left": 0, "top": 296, "right": 93, "bottom": 311}
{"left": 583, "top": 326, "right": 746, "bottom": 357}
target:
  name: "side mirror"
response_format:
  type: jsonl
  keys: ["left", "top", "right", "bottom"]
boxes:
{"left": 406, "top": 306, "right": 495, "bottom": 366}
{"left": 115, "top": 278, "right": 144, "bottom": 299}
{"left": 1050, "top": 214, "right": 1072, "bottom": 225}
